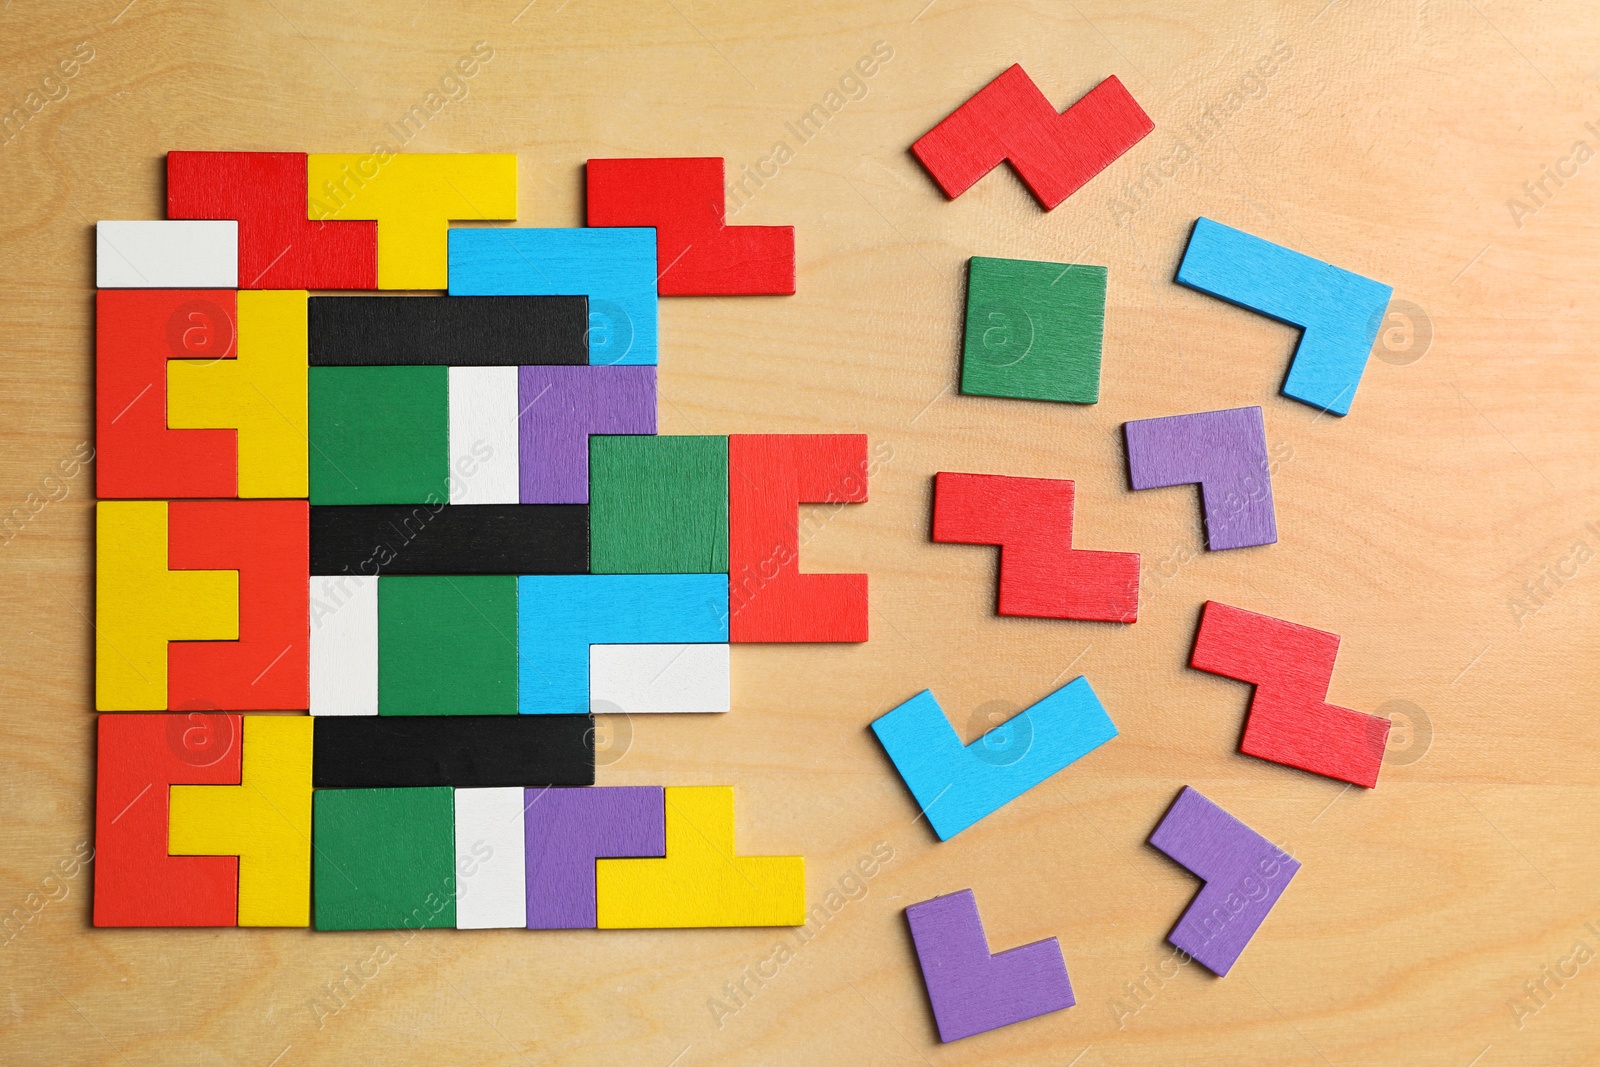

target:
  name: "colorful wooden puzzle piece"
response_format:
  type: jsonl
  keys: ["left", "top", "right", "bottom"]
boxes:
{"left": 311, "top": 786, "right": 457, "bottom": 930}
{"left": 309, "top": 504, "right": 589, "bottom": 576}
{"left": 308, "top": 295, "right": 588, "bottom": 367}
{"left": 378, "top": 575, "right": 519, "bottom": 715}
{"left": 961, "top": 256, "right": 1106, "bottom": 404}
{"left": 309, "top": 574, "right": 378, "bottom": 715}
{"left": 589, "top": 643, "right": 731, "bottom": 714}
{"left": 518, "top": 365, "right": 657, "bottom": 504}
{"left": 525, "top": 786, "right": 666, "bottom": 929}
{"left": 454, "top": 786, "right": 528, "bottom": 930}
{"left": 589, "top": 435, "right": 728, "bottom": 574}
{"left": 1123, "top": 406, "right": 1277, "bottom": 551}
{"left": 312, "top": 714, "right": 594, "bottom": 786}
{"left": 309, "top": 364, "right": 449, "bottom": 504}
{"left": 450, "top": 365, "right": 520, "bottom": 504}
{"left": 96, "top": 220, "right": 238, "bottom": 288}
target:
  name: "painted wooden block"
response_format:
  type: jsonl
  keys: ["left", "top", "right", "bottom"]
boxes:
{"left": 932, "top": 471, "right": 1139, "bottom": 623}
{"left": 1176, "top": 217, "right": 1393, "bottom": 415}
{"left": 166, "top": 151, "right": 377, "bottom": 289}
{"left": 589, "top": 643, "right": 731, "bottom": 714}
{"left": 1148, "top": 786, "right": 1301, "bottom": 976}
{"left": 310, "top": 574, "right": 378, "bottom": 716}
{"left": 310, "top": 504, "right": 588, "bottom": 576}
{"left": 905, "top": 889, "right": 1075, "bottom": 1042}
{"left": 449, "top": 366, "right": 520, "bottom": 504}
{"left": 911, "top": 66, "right": 1152, "bottom": 209}
{"left": 378, "top": 575, "right": 518, "bottom": 715}
{"left": 517, "top": 574, "right": 728, "bottom": 715}
{"left": 312, "top": 714, "right": 593, "bottom": 788}
{"left": 93, "top": 713, "right": 241, "bottom": 927}
{"left": 312, "top": 787, "right": 457, "bottom": 930}
{"left": 308, "top": 295, "right": 588, "bottom": 366}
{"left": 308, "top": 365, "right": 449, "bottom": 505}
{"left": 728, "top": 434, "right": 868, "bottom": 643}
{"left": 1124, "top": 406, "right": 1277, "bottom": 551}
{"left": 517, "top": 366, "right": 656, "bottom": 504}
{"left": 307, "top": 153, "right": 517, "bottom": 290}
{"left": 962, "top": 257, "right": 1106, "bottom": 404}
{"left": 525, "top": 786, "right": 665, "bottom": 929}
{"left": 589, "top": 435, "right": 728, "bottom": 573}
{"left": 96, "top": 501, "right": 237, "bottom": 711}
{"left": 448, "top": 227, "right": 658, "bottom": 366}
{"left": 96, "top": 220, "right": 238, "bottom": 288}
{"left": 595, "top": 786, "right": 804, "bottom": 928}
{"left": 454, "top": 787, "right": 527, "bottom": 930}
{"left": 871, "top": 680, "right": 1116, "bottom": 840}
{"left": 168, "top": 714, "right": 313, "bottom": 927}
{"left": 585, "top": 157, "right": 795, "bottom": 295}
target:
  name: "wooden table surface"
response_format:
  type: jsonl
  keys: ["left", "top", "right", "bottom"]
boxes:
{"left": 3, "top": 0, "right": 1598, "bottom": 1063}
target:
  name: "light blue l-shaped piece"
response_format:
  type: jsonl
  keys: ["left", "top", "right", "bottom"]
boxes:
{"left": 871, "top": 678, "right": 1118, "bottom": 840}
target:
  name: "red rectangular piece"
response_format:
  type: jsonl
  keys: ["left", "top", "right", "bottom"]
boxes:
{"left": 93, "top": 713, "right": 241, "bottom": 927}
{"left": 911, "top": 66, "right": 1153, "bottom": 210}
{"left": 167, "top": 151, "right": 377, "bottom": 290}
{"left": 729, "top": 434, "right": 868, "bottom": 642}
{"left": 168, "top": 500, "right": 309, "bottom": 710}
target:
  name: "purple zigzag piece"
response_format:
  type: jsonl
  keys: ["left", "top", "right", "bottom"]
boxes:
{"left": 1147, "top": 786, "right": 1300, "bottom": 976}
{"left": 1123, "top": 405, "right": 1277, "bottom": 550}
{"left": 524, "top": 786, "right": 665, "bottom": 929}
{"left": 518, "top": 365, "right": 656, "bottom": 503}
{"left": 905, "top": 889, "right": 1074, "bottom": 1042}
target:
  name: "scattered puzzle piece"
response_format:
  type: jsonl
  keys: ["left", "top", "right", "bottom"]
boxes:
{"left": 308, "top": 365, "right": 449, "bottom": 505}
{"left": 589, "top": 435, "right": 728, "bottom": 574}
{"left": 961, "top": 256, "right": 1106, "bottom": 404}
{"left": 378, "top": 576, "right": 519, "bottom": 715}
{"left": 97, "top": 221, "right": 238, "bottom": 288}
{"left": 1124, "top": 406, "right": 1277, "bottom": 551}
{"left": 525, "top": 786, "right": 666, "bottom": 929}
{"left": 313, "top": 714, "right": 594, "bottom": 788}
{"left": 312, "top": 786, "right": 457, "bottom": 930}
{"left": 518, "top": 366, "right": 657, "bottom": 504}
{"left": 455, "top": 787, "right": 528, "bottom": 930}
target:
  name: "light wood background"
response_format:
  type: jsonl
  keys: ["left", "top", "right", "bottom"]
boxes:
{"left": 3, "top": 0, "right": 1597, "bottom": 1063}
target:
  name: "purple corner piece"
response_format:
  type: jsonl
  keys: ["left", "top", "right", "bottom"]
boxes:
{"left": 1123, "top": 405, "right": 1277, "bottom": 550}
{"left": 524, "top": 786, "right": 665, "bottom": 929}
{"left": 518, "top": 365, "right": 656, "bottom": 504}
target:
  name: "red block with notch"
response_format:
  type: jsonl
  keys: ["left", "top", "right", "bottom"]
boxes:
{"left": 1190, "top": 600, "right": 1390, "bottom": 788}
{"left": 729, "top": 434, "right": 868, "bottom": 642}
{"left": 167, "top": 151, "right": 377, "bottom": 290}
{"left": 96, "top": 289, "right": 239, "bottom": 499}
{"left": 911, "top": 65, "right": 1153, "bottom": 210}
{"left": 168, "top": 500, "right": 309, "bottom": 710}
{"left": 933, "top": 472, "right": 1140, "bottom": 623}
{"left": 93, "top": 713, "right": 241, "bottom": 927}
{"left": 586, "top": 157, "right": 795, "bottom": 295}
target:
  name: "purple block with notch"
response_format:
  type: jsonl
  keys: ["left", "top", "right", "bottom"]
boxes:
{"left": 524, "top": 786, "right": 665, "bottom": 929}
{"left": 1123, "top": 405, "right": 1277, "bottom": 550}
{"left": 518, "top": 365, "right": 656, "bottom": 503}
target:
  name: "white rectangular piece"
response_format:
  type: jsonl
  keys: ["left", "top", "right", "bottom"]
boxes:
{"left": 309, "top": 575, "right": 378, "bottom": 715}
{"left": 96, "top": 220, "right": 238, "bottom": 288}
{"left": 448, "top": 365, "right": 520, "bottom": 504}
{"left": 589, "top": 643, "right": 731, "bottom": 714}
{"left": 455, "top": 787, "right": 528, "bottom": 929}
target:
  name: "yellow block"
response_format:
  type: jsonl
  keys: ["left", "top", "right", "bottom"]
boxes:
{"left": 170, "top": 715, "right": 313, "bottom": 927}
{"left": 168, "top": 290, "right": 308, "bottom": 497}
{"left": 307, "top": 153, "right": 517, "bottom": 289}
{"left": 95, "top": 501, "right": 237, "bottom": 711}
{"left": 596, "top": 786, "right": 805, "bottom": 928}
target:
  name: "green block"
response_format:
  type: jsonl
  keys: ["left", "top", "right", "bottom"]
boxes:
{"left": 309, "top": 365, "right": 449, "bottom": 504}
{"left": 313, "top": 788, "right": 456, "bottom": 931}
{"left": 961, "top": 256, "right": 1107, "bottom": 404}
{"left": 378, "top": 575, "right": 518, "bottom": 714}
{"left": 589, "top": 435, "right": 729, "bottom": 573}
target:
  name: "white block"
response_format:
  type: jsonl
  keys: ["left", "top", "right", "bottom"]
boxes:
{"left": 589, "top": 643, "right": 731, "bottom": 714}
{"left": 455, "top": 787, "right": 527, "bottom": 929}
{"left": 96, "top": 220, "right": 238, "bottom": 288}
{"left": 448, "top": 365, "right": 520, "bottom": 504}
{"left": 309, "top": 575, "right": 378, "bottom": 715}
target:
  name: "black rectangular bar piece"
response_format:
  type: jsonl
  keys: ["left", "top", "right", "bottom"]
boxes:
{"left": 313, "top": 715, "right": 595, "bottom": 788}
{"left": 310, "top": 504, "right": 589, "bottom": 575}
{"left": 308, "top": 295, "right": 589, "bottom": 366}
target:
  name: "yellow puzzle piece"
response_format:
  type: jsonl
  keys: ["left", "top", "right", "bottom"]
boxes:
{"left": 168, "top": 290, "right": 308, "bottom": 498}
{"left": 307, "top": 153, "right": 516, "bottom": 289}
{"left": 169, "top": 714, "right": 313, "bottom": 927}
{"left": 596, "top": 786, "right": 805, "bottom": 928}
{"left": 96, "top": 501, "right": 237, "bottom": 711}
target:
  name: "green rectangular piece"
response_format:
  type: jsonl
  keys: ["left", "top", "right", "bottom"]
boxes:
{"left": 378, "top": 575, "right": 518, "bottom": 714}
{"left": 312, "top": 787, "right": 456, "bottom": 930}
{"left": 960, "top": 256, "right": 1107, "bottom": 404}
{"left": 309, "top": 365, "right": 450, "bottom": 504}
{"left": 589, "top": 435, "right": 729, "bottom": 573}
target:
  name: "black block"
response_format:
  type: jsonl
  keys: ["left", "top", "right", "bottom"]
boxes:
{"left": 310, "top": 504, "right": 588, "bottom": 575}
{"left": 309, "top": 295, "right": 589, "bottom": 366}
{"left": 313, "top": 715, "right": 595, "bottom": 788}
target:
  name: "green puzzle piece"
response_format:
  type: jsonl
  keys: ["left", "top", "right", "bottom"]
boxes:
{"left": 309, "top": 365, "right": 449, "bottom": 504}
{"left": 313, "top": 787, "right": 456, "bottom": 931}
{"left": 589, "top": 435, "right": 729, "bottom": 573}
{"left": 961, "top": 256, "right": 1107, "bottom": 404}
{"left": 378, "top": 575, "right": 518, "bottom": 714}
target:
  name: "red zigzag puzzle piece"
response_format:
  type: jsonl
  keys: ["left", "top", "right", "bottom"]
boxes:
{"left": 1190, "top": 600, "right": 1390, "bottom": 788}
{"left": 932, "top": 472, "right": 1139, "bottom": 623}
{"left": 912, "top": 65, "right": 1153, "bottom": 210}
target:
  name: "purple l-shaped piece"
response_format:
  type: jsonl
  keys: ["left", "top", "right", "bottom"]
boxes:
{"left": 524, "top": 786, "right": 665, "bottom": 929}
{"left": 1123, "top": 405, "right": 1277, "bottom": 550}
{"left": 519, "top": 365, "right": 656, "bottom": 503}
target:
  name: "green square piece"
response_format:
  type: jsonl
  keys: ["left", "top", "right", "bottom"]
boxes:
{"left": 961, "top": 256, "right": 1107, "bottom": 404}
{"left": 589, "top": 435, "right": 729, "bottom": 573}
{"left": 313, "top": 788, "right": 456, "bottom": 931}
{"left": 309, "top": 365, "right": 449, "bottom": 504}
{"left": 378, "top": 575, "right": 518, "bottom": 714}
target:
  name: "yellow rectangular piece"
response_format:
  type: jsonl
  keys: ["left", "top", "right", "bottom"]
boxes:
{"left": 168, "top": 290, "right": 308, "bottom": 497}
{"left": 307, "top": 153, "right": 517, "bottom": 289}
{"left": 596, "top": 786, "right": 805, "bottom": 928}
{"left": 95, "top": 501, "right": 237, "bottom": 711}
{"left": 169, "top": 714, "right": 313, "bottom": 927}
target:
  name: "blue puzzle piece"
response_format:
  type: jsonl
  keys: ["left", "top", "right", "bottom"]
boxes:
{"left": 517, "top": 574, "right": 728, "bottom": 714}
{"left": 1175, "top": 217, "right": 1392, "bottom": 416}
{"left": 871, "top": 678, "right": 1117, "bottom": 840}
{"left": 448, "top": 227, "right": 658, "bottom": 366}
